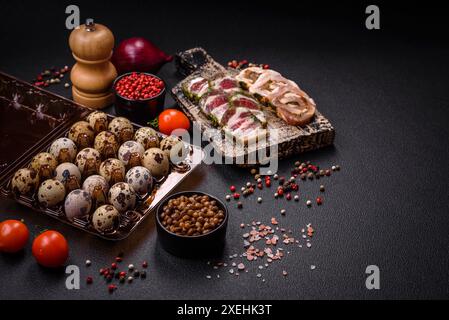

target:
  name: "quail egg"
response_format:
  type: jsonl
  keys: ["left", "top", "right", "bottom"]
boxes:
{"left": 37, "top": 179, "right": 66, "bottom": 207}
{"left": 82, "top": 175, "right": 109, "bottom": 207}
{"left": 160, "top": 135, "right": 187, "bottom": 162}
{"left": 75, "top": 148, "right": 102, "bottom": 177}
{"left": 11, "top": 168, "right": 39, "bottom": 195}
{"left": 94, "top": 131, "right": 119, "bottom": 159}
{"left": 49, "top": 138, "right": 78, "bottom": 163}
{"left": 92, "top": 205, "right": 120, "bottom": 233}
{"left": 142, "top": 148, "right": 169, "bottom": 177}
{"left": 125, "top": 166, "right": 153, "bottom": 195}
{"left": 108, "top": 182, "right": 137, "bottom": 213}
{"left": 54, "top": 162, "right": 82, "bottom": 192}
{"left": 30, "top": 152, "right": 58, "bottom": 180}
{"left": 134, "top": 127, "right": 160, "bottom": 149}
{"left": 99, "top": 158, "right": 126, "bottom": 184}
{"left": 108, "top": 117, "right": 134, "bottom": 143}
{"left": 86, "top": 111, "right": 108, "bottom": 134}
{"left": 64, "top": 189, "right": 92, "bottom": 221}
{"left": 118, "top": 141, "right": 145, "bottom": 167}
{"left": 68, "top": 121, "right": 95, "bottom": 149}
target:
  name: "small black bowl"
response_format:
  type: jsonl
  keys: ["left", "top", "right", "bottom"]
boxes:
{"left": 113, "top": 72, "right": 166, "bottom": 125}
{"left": 156, "top": 191, "right": 228, "bottom": 258}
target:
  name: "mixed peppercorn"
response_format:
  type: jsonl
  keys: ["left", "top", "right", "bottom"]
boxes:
{"left": 31, "top": 65, "right": 70, "bottom": 88}
{"left": 227, "top": 59, "right": 270, "bottom": 70}
{"left": 85, "top": 253, "right": 148, "bottom": 294}
{"left": 225, "top": 161, "right": 340, "bottom": 209}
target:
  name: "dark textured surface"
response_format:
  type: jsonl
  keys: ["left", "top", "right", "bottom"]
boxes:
{"left": 0, "top": 1, "right": 449, "bottom": 300}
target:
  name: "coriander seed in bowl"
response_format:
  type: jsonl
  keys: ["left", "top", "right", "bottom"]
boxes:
{"left": 156, "top": 191, "right": 228, "bottom": 258}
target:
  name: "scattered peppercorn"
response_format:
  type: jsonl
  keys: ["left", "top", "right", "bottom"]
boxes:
{"left": 277, "top": 187, "right": 284, "bottom": 196}
{"left": 108, "top": 284, "right": 116, "bottom": 293}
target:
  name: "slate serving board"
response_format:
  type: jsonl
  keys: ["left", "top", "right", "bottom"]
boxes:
{"left": 171, "top": 48, "right": 335, "bottom": 166}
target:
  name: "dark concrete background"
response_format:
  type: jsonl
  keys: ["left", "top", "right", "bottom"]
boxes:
{"left": 0, "top": 1, "right": 448, "bottom": 299}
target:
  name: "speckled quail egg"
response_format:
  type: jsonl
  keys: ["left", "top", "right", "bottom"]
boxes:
{"left": 125, "top": 166, "right": 153, "bottom": 195}
{"left": 64, "top": 189, "right": 92, "bottom": 221}
{"left": 37, "top": 179, "right": 66, "bottom": 207}
{"left": 49, "top": 138, "right": 78, "bottom": 163}
{"left": 86, "top": 111, "right": 108, "bottom": 134}
{"left": 142, "top": 148, "right": 169, "bottom": 177}
{"left": 30, "top": 152, "right": 58, "bottom": 180}
{"left": 99, "top": 158, "right": 126, "bottom": 184}
{"left": 108, "top": 182, "right": 137, "bottom": 213}
{"left": 118, "top": 141, "right": 145, "bottom": 167}
{"left": 11, "top": 168, "right": 39, "bottom": 195}
{"left": 68, "top": 121, "right": 95, "bottom": 149}
{"left": 92, "top": 204, "right": 120, "bottom": 233}
{"left": 160, "top": 135, "right": 187, "bottom": 162}
{"left": 82, "top": 175, "right": 109, "bottom": 206}
{"left": 134, "top": 127, "right": 160, "bottom": 149}
{"left": 54, "top": 162, "right": 82, "bottom": 192}
{"left": 75, "top": 148, "right": 102, "bottom": 177}
{"left": 94, "top": 131, "right": 119, "bottom": 159}
{"left": 108, "top": 117, "right": 134, "bottom": 143}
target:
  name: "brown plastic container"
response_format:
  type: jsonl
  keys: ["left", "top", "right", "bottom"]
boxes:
{"left": 0, "top": 71, "right": 203, "bottom": 240}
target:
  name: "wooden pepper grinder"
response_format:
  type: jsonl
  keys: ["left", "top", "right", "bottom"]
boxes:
{"left": 69, "top": 19, "right": 117, "bottom": 109}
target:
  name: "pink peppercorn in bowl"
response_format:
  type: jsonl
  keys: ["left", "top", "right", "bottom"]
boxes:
{"left": 113, "top": 72, "right": 166, "bottom": 125}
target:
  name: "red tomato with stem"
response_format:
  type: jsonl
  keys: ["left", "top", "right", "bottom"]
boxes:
{"left": 32, "top": 230, "right": 69, "bottom": 268}
{"left": 0, "top": 220, "right": 29, "bottom": 253}
{"left": 158, "top": 109, "right": 190, "bottom": 135}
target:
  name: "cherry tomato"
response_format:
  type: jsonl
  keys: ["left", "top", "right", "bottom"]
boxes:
{"left": 32, "top": 230, "right": 69, "bottom": 268}
{"left": 0, "top": 220, "right": 29, "bottom": 253}
{"left": 158, "top": 109, "right": 190, "bottom": 135}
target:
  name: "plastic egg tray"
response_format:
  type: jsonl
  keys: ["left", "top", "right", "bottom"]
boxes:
{"left": 0, "top": 71, "right": 203, "bottom": 240}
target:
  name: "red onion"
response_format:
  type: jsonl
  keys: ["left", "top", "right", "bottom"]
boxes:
{"left": 112, "top": 37, "right": 173, "bottom": 75}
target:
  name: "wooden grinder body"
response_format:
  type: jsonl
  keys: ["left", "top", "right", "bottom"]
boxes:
{"left": 69, "top": 21, "right": 117, "bottom": 109}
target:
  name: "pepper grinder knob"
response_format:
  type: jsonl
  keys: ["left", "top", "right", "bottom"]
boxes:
{"left": 85, "top": 18, "right": 96, "bottom": 32}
